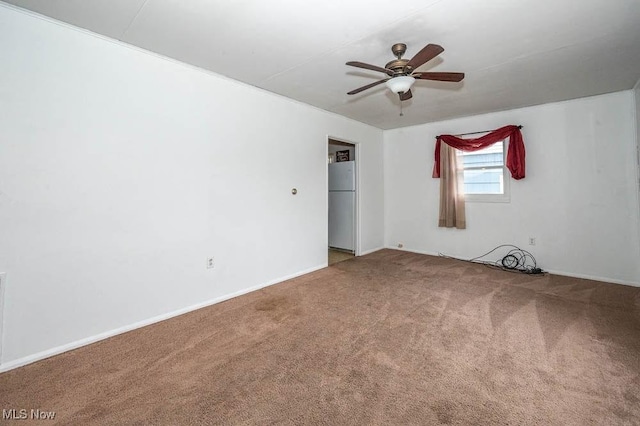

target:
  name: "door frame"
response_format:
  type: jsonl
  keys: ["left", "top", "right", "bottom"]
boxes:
{"left": 327, "top": 136, "right": 360, "bottom": 256}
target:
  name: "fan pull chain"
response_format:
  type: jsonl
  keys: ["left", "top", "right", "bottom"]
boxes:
{"left": 399, "top": 101, "right": 403, "bottom": 116}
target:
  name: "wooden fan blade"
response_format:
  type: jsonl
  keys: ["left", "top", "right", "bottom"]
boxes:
{"left": 347, "top": 78, "right": 389, "bottom": 95}
{"left": 346, "top": 61, "right": 393, "bottom": 76}
{"left": 414, "top": 72, "right": 465, "bottom": 82}
{"left": 405, "top": 44, "right": 444, "bottom": 70}
{"left": 399, "top": 90, "right": 412, "bottom": 101}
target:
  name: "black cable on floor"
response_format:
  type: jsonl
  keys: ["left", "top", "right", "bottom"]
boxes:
{"left": 439, "top": 244, "right": 545, "bottom": 275}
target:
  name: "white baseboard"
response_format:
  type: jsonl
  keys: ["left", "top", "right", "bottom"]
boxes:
{"left": 384, "top": 246, "right": 640, "bottom": 287}
{"left": 542, "top": 269, "right": 639, "bottom": 287}
{"left": 384, "top": 246, "right": 441, "bottom": 257}
{"left": 0, "top": 263, "right": 326, "bottom": 373}
{"left": 359, "top": 246, "right": 385, "bottom": 256}
{"left": 3, "top": 250, "right": 636, "bottom": 373}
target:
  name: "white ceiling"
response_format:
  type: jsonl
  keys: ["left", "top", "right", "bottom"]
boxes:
{"left": 3, "top": 0, "right": 640, "bottom": 129}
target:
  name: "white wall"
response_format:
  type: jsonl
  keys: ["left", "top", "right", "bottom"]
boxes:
{"left": 635, "top": 80, "right": 640, "bottom": 261}
{"left": 0, "top": 6, "right": 384, "bottom": 368}
{"left": 384, "top": 91, "right": 640, "bottom": 285}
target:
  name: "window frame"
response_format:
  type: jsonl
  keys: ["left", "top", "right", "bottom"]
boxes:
{"left": 457, "top": 139, "right": 511, "bottom": 203}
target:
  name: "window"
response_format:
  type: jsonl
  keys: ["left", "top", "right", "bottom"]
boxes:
{"left": 456, "top": 139, "right": 510, "bottom": 202}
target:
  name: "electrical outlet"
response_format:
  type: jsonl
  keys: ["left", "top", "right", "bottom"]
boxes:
{"left": 529, "top": 237, "right": 536, "bottom": 246}
{"left": 206, "top": 257, "right": 214, "bottom": 269}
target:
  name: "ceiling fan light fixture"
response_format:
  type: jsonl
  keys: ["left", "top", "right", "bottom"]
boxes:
{"left": 386, "top": 76, "right": 415, "bottom": 94}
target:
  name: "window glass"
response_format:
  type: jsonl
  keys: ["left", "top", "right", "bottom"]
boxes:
{"left": 457, "top": 140, "right": 509, "bottom": 202}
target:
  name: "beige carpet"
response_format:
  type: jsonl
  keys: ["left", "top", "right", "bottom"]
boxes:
{"left": 1, "top": 249, "right": 639, "bottom": 425}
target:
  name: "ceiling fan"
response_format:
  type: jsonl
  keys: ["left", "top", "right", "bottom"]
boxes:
{"left": 346, "top": 43, "right": 464, "bottom": 101}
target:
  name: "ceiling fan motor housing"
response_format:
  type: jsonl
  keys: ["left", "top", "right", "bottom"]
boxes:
{"left": 385, "top": 59, "right": 412, "bottom": 75}
{"left": 387, "top": 43, "right": 413, "bottom": 75}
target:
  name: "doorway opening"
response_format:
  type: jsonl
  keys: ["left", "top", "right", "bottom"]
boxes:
{"left": 328, "top": 138, "right": 357, "bottom": 265}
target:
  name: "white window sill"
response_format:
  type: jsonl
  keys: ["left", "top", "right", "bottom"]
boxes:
{"left": 464, "top": 194, "right": 511, "bottom": 203}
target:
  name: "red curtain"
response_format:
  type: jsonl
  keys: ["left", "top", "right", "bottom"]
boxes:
{"left": 432, "top": 125, "right": 525, "bottom": 180}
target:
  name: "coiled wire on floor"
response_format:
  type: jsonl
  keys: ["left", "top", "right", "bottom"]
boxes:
{"left": 439, "top": 244, "right": 545, "bottom": 275}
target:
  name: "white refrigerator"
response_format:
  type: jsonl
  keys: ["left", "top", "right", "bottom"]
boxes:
{"left": 328, "top": 161, "right": 356, "bottom": 252}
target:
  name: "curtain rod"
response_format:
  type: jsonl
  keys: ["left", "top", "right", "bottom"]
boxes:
{"left": 440, "top": 125, "right": 523, "bottom": 138}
